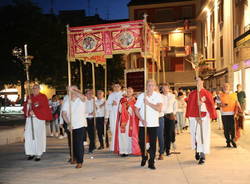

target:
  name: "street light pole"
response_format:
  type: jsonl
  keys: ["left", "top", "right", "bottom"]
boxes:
{"left": 12, "top": 45, "right": 34, "bottom": 140}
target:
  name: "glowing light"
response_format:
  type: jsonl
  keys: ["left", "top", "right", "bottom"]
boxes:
{"left": 172, "top": 28, "right": 181, "bottom": 33}
{"left": 244, "top": 59, "right": 250, "bottom": 67}
{"left": 232, "top": 64, "right": 239, "bottom": 70}
{"left": 203, "top": 6, "right": 210, "bottom": 14}
{"left": 0, "top": 88, "right": 18, "bottom": 102}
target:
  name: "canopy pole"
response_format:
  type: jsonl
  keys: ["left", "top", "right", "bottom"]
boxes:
{"left": 104, "top": 63, "right": 108, "bottom": 148}
{"left": 157, "top": 61, "right": 160, "bottom": 85}
{"left": 79, "top": 60, "right": 83, "bottom": 93}
{"left": 92, "top": 62, "right": 97, "bottom": 148}
{"left": 162, "top": 49, "right": 166, "bottom": 83}
{"left": 152, "top": 60, "right": 155, "bottom": 80}
{"left": 143, "top": 13, "right": 148, "bottom": 157}
{"left": 104, "top": 64, "right": 107, "bottom": 99}
{"left": 66, "top": 24, "right": 74, "bottom": 163}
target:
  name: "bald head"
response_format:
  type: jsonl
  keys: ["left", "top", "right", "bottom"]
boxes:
{"left": 32, "top": 84, "right": 40, "bottom": 96}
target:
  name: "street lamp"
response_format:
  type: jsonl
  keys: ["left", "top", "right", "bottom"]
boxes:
{"left": 12, "top": 45, "right": 35, "bottom": 140}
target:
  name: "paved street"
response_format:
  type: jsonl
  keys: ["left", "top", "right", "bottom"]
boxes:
{"left": 0, "top": 123, "right": 250, "bottom": 184}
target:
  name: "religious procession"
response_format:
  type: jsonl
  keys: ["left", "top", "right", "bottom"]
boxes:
{"left": 20, "top": 16, "right": 247, "bottom": 171}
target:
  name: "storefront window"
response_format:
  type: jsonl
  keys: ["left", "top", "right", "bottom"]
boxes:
{"left": 233, "top": 70, "right": 242, "bottom": 91}
{"left": 245, "top": 68, "right": 250, "bottom": 113}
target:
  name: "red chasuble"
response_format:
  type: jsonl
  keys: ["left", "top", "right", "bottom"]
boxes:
{"left": 23, "top": 93, "right": 53, "bottom": 121}
{"left": 186, "top": 89, "right": 217, "bottom": 119}
{"left": 114, "top": 96, "right": 141, "bottom": 155}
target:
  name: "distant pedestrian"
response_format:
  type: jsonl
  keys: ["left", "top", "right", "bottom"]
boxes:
{"left": 50, "top": 95, "right": 60, "bottom": 137}
{"left": 176, "top": 92, "right": 186, "bottom": 134}
{"left": 236, "top": 84, "right": 246, "bottom": 113}
{"left": 220, "top": 83, "right": 240, "bottom": 148}
{"left": 236, "top": 84, "right": 246, "bottom": 131}
{"left": 214, "top": 91, "right": 222, "bottom": 129}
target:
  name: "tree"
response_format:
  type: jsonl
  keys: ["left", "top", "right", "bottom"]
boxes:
{"left": 0, "top": 0, "right": 125, "bottom": 98}
{"left": 0, "top": 0, "right": 67, "bottom": 99}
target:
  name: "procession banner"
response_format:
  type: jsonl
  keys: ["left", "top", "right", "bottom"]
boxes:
{"left": 142, "top": 23, "right": 161, "bottom": 69}
{"left": 67, "top": 20, "right": 161, "bottom": 64}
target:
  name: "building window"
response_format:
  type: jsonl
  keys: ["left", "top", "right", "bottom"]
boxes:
{"left": 210, "top": 11, "right": 215, "bottom": 39}
{"left": 220, "top": 36, "right": 223, "bottom": 58}
{"left": 181, "top": 6, "right": 193, "bottom": 19}
{"left": 204, "top": 46, "right": 208, "bottom": 59}
{"left": 218, "top": 0, "right": 224, "bottom": 24}
{"left": 155, "top": 8, "right": 175, "bottom": 22}
{"left": 212, "top": 43, "right": 215, "bottom": 58}
{"left": 161, "top": 34, "right": 169, "bottom": 48}
{"left": 169, "top": 33, "right": 184, "bottom": 47}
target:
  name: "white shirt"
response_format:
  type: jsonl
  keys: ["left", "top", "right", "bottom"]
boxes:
{"left": 62, "top": 97, "right": 87, "bottom": 129}
{"left": 59, "top": 95, "right": 68, "bottom": 125}
{"left": 85, "top": 97, "right": 96, "bottom": 118}
{"left": 162, "top": 93, "right": 177, "bottom": 114}
{"left": 135, "top": 91, "right": 162, "bottom": 127}
{"left": 106, "top": 91, "right": 124, "bottom": 115}
{"left": 159, "top": 93, "right": 164, "bottom": 117}
{"left": 51, "top": 101, "right": 59, "bottom": 114}
{"left": 176, "top": 98, "right": 186, "bottom": 112}
{"left": 95, "top": 98, "right": 105, "bottom": 117}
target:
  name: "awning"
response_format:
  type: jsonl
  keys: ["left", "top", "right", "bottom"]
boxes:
{"left": 234, "top": 29, "right": 250, "bottom": 48}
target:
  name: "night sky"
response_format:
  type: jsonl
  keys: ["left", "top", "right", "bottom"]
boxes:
{"left": 0, "top": 0, "right": 130, "bottom": 20}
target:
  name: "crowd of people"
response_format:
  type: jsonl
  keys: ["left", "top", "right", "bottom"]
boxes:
{"left": 22, "top": 78, "right": 247, "bottom": 169}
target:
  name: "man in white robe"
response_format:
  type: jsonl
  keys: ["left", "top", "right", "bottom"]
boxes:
{"left": 23, "top": 84, "right": 52, "bottom": 161}
{"left": 186, "top": 77, "right": 217, "bottom": 164}
{"left": 106, "top": 83, "right": 124, "bottom": 151}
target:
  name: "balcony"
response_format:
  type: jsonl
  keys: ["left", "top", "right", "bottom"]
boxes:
{"left": 148, "top": 70, "right": 196, "bottom": 87}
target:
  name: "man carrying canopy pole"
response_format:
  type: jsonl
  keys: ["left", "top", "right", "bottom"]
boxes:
{"left": 66, "top": 24, "right": 74, "bottom": 164}
{"left": 135, "top": 79, "right": 162, "bottom": 170}
{"left": 143, "top": 13, "right": 148, "bottom": 160}
{"left": 62, "top": 85, "right": 87, "bottom": 169}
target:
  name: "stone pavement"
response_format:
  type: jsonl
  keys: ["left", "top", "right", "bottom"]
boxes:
{"left": 0, "top": 125, "right": 250, "bottom": 184}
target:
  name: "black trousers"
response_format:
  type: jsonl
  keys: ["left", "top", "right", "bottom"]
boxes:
{"left": 73, "top": 127, "right": 84, "bottom": 163}
{"left": 87, "top": 118, "right": 96, "bottom": 151}
{"left": 222, "top": 115, "right": 235, "bottom": 143}
{"left": 65, "top": 122, "right": 86, "bottom": 158}
{"left": 96, "top": 117, "right": 104, "bottom": 147}
{"left": 164, "top": 115, "right": 176, "bottom": 153}
{"left": 139, "top": 127, "right": 157, "bottom": 165}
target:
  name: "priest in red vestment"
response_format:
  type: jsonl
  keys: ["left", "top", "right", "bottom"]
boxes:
{"left": 23, "top": 84, "right": 52, "bottom": 161}
{"left": 114, "top": 87, "right": 141, "bottom": 156}
{"left": 186, "top": 77, "right": 216, "bottom": 164}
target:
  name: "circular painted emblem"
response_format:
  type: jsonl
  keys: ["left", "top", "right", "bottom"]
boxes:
{"left": 82, "top": 36, "right": 97, "bottom": 51}
{"left": 118, "top": 31, "right": 134, "bottom": 48}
